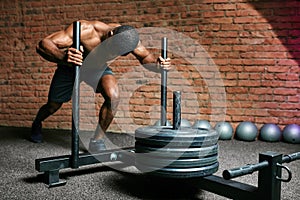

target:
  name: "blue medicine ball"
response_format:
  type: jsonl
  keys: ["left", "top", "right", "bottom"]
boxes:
{"left": 214, "top": 122, "right": 233, "bottom": 140}
{"left": 282, "top": 124, "right": 300, "bottom": 144}
{"left": 235, "top": 121, "right": 258, "bottom": 141}
{"left": 259, "top": 123, "right": 282, "bottom": 142}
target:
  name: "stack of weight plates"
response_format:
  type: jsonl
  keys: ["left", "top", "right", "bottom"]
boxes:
{"left": 135, "top": 126, "right": 219, "bottom": 178}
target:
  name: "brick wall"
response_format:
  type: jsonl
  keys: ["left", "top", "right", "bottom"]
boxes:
{"left": 0, "top": 0, "right": 299, "bottom": 133}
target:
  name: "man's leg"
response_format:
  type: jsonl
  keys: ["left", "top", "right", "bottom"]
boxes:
{"left": 31, "top": 65, "right": 75, "bottom": 143}
{"left": 33, "top": 101, "right": 63, "bottom": 124}
{"left": 31, "top": 101, "right": 63, "bottom": 143}
{"left": 89, "top": 74, "right": 120, "bottom": 152}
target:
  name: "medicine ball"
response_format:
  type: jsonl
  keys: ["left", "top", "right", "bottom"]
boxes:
{"left": 193, "top": 120, "right": 211, "bottom": 130}
{"left": 259, "top": 123, "right": 282, "bottom": 142}
{"left": 235, "top": 121, "right": 258, "bottom": 141}
{"left": 180, "top": 119, "right": 192, "bottom": 128}
{"left": 214, "top": 122, "right": 233, "bottom": 140}
{"left": 282, "top": 124, "right": 300, "bottom": 144}
{"left": 153, "top": 120, "right": 172, "bottom": 127}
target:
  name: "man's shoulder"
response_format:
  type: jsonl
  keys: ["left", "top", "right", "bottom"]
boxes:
{"left": 107, "top": 23, "right": 121, "bottom": 28}
{"left": 77, "top": 20, "right": 105, "bottom": 29}
{"left": 76, "top": 20, "right": 120, "bottom": 31}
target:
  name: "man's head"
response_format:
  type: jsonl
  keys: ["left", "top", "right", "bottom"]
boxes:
{"left": 106, "top": 25, "right": 139, "bottom": 56}
{"left": 112, "top": 25, "right": 135, "bottom": 35}
{"left": 105, "top": 25, "right": 137, "bottom": 40}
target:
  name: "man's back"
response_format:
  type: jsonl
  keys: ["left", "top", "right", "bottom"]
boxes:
{"left": 75, "top": 20, "right": 120, "bottom": 54}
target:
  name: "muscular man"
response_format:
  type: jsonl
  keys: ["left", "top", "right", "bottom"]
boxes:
{"left": 32, "top": 20, "right": 171, "bottom": 153}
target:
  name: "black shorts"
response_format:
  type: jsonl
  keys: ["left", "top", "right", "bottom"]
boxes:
{"left": 48, "top": 66, "right": 113, "bottom": 103}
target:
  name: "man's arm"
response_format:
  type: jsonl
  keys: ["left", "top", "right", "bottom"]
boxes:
{"left": 132, "top": 41, "right": 171, "bottom": 73}
{"left": 36, "top": 25, "right": 83, "bottom": 66}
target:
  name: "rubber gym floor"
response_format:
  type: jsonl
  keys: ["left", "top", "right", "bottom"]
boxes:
{"left": 0, "top": 126, "right": 299, "bottom": 200}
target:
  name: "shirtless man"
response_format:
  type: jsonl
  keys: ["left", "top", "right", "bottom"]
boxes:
{"left": 31, "top": 20, "right": 171, "bottom": 153}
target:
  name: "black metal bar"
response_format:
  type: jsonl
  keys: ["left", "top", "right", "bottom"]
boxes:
{"left": 44, "top": 170, "right": 67, "bottom": 188}
{"left": 160, "top": 37, "right": 168, "bottom": 126}
{"left": 222, "top": 161, "right": 269, "bottom": 180}
{"left": 173, "top": 91, "right": 181, "bottom": 130}
{"left": 222, "top": 151, "right": 300, "bottom": 180}
{"left": 257, "top": 151, "right": 283, "bottom": 200}
{"left": 282, "top": 152, "right": 300, "bottom": 163}
{"left": 197, "top": 175, "right": 258, "bottom": 200}
{"left": 71, "top": 21, "right": 81, "bottom": 169}
{"left": 36, "top": 147, "right": 135, "bottom": 172}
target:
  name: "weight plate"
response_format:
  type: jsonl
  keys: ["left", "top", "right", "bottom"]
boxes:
{"left": 135, "top": 143, "right": 218, "bottom": 158}
{"left": 135, "top": 126, "right": 219, "bottom": 147}
{"left": 136, "top": 154, "right": 218, "bottom": 168}
{"left": 137, "top": 161, "right": 219, "bottom": 178}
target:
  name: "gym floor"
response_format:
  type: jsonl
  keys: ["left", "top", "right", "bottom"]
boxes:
{"left": 0, "top": 126, "right": 299, "bottom": 200}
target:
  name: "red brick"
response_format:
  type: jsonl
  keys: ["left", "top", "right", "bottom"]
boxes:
{"left": 274, "top": 88, "right": 298, "bottom": 96}
{"left": 277, "top": 59, "right": 299, "bottom": 66}
{"left": 285, "top": 81, "right": 300, "bottom": 88}
{"left": 238, "top": 80, "right": 262, "bottom": 87}
{"left": 288, "top": 95, "right": 300, "bottom": 103}
{"left": 241, "top": 52, "right": 287, "bottom": 59}
{"left": 268, "top": 110, "right": 300, "bottom": 118}
{"left": 208, "top": 17, "right": 233, "bottom": 24}
{"left": 203, "top": 11, "right": 225, "bottom": 18}
{"left": 0, "top": 0, "right": 299, "bottom": 131}
{"left": 261, "top": 80, "right": 286, "bottom": 88}
{"left": 225, "top": 73, "right": 238, "bottom": 79}
{"left": 250, "top": 88, "right": 273, "bottom": 95}
{"left": 214, "top": 4, "right": 236, "bottom": 10}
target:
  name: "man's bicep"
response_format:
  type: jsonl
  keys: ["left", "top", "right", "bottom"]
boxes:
{"left": 46, "top": 29, "right": 73, "bottom": 48}
{"left": 132, "top": 42, "right": 156, "bottom": 64}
